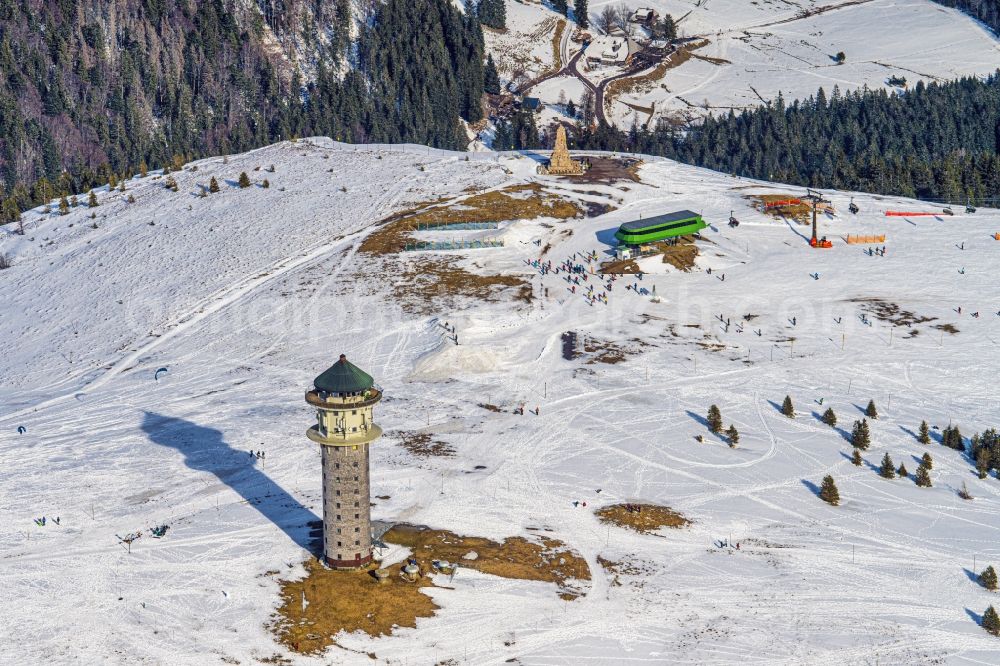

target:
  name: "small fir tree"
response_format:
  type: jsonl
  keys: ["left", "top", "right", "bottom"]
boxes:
{"left": 261, "top": 179, "right": 270, "bottom": 188}
{"left": 574, "top": 0, "right": 589, "bottom": 28}
{"left": 70, "top": 195, "right": 78, "bottom": 207}
{"left": 707, "top": 405, "right": 723, "bottom": 434}
{"left": 821, "top": 407, "right": 837, "bottom": 427}
{"left": 238, "top": 172, "right": 251, "bottom": 188}
{"left": 851, "top": 419, "right": 871, "bottom": 450}
{"left": 878, "top": 452, "right": 896, "bottom": 479}
{"left": 915, "top": 461, "right": 932, "bottom": 487}
{"left": 781, "top": 395, "right": 794, "bottom": 417}
{"left": 109, "top": 173, "right": 117, "bottom": 189}
{"left": 983, "top": 605, "right": 1000, "bottom": 636}
{"left": 918, "top": 420, "right": 930, "bottom": 444}
{"left": 921, "top": 452, "right": 933, "bottom": 470}
{"left": 851, "top": 449, "right": 863, "bottom": 466}
{"left": 726, "top": 424, "right": 739, "bottom": 446}
{"left": 981, "top": 565, "right": 998, "bottom": 591}
{"left": 959, "top": 481, "right": 974, "bottom": 500}
{"left": 865, "top": 399, "right": 878, "bottom": 418}
{"left": 209, "top": 177, "right": 220, "bottom": 193}
{"left": 566, "top": 99, "right": 577, "bottom": 119}
{"left": 139, "top": 161, "right": 148, "bottom": 178}
{"left": 58, "top": 196, "right": 69, "bottom": 215}
{"left": 897, "top": 462, "right": 908, "bottom": 478}
{"left": 977, "top": 449, "right": 991, "bottom": 479}
{"left": 819, "top": 475, "right": 840, "bottom": 506}
{"left": 88, "top": 190, "right": 98, "bottom": 207}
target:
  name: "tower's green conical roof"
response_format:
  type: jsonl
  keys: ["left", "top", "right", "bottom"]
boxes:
{"left": 314, "top": 354, "right": 374, "bottom": 394}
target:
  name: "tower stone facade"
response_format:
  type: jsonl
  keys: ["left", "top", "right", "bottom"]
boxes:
{"left": 540, "top": 125, "right": 585, "bottom": 176}
{"left": 305, "top": 354, "right": 382, "bottom": 569}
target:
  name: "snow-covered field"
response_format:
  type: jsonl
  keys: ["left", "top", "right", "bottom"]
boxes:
{"left": 511, "top": 0, "right": 1000, "bottom": 127}
{"left": 3, "top": 139, "right": 1000, "bottom": 664}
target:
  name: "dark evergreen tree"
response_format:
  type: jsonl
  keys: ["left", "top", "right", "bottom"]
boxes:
{"left": 478, "top": 0, "right": 507, "bottom": 30}
{"left": 553, "top": 0, "right": 569, "bottom": 17}
{"left": 88, "top": 190, "right": 98, "bottom": 207}
{"left": 726, "top": 424, "right": 739, "bottom": 446}
{"left": 209, "top": 177, "right": 220, "bottom": 193}
{"left": 58, "top": 196, "right": 69, "bottom": 216}
{"left": 879, "top": 452, "right": 896, "bottom": 479}
{"left": 574, "top": 0, "right": 589, "bottom": 28}
{"left": 865, "top": 399, "right": 878, "bottom": 419}
{"left": 915, "top": 461, "right": 933, "bottom": 487}
{"left": 922, "top": 452, "right": 934, "bottom": 470}
{"left": 918, "top": 420, "right": 931, "bottom": 444}
{"left": 983, "top": 605, "right": 1000, "bottom": 636}
{"left": 851, "top": 419, "right": 871, "bottom": 450}
{"left": 897, "top": 462, "right": 908, "bottom": 478}
{"left": 981, "top": 565, "right": 999, "bottom": 592}
{"left": 781, "top": 395, "right": 794, "bottom": 417}
{"left": 484, "top": 55, "right": 501, "bottom": 95}
{"left": 851, "top": 449, "right": 863, "bottom": 466}
{"left": 819, "top": 475, "right": 840, "bottom": 506}
{"left": 238, "top": 172, "right": 251, "bottom": 188}
{"left": 707, "top": 405, "right": 723, "bottom": 434}
{"left": 822, "top": 407, "right": 837, "bottom": 427}
{"left": 566, "top": 99, "right": 577, "bottom": 119}
{"left": 493, "top": 120, "right": 514, "bottom": 150}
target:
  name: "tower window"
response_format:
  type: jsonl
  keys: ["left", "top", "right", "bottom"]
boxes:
{"left": 336, "top": 514, "right": 341, "bottom": 520}
{"left": 337, "top": 541, "right": 342, "bottom": 547}
{"left": 337, "top": 528, "right": 341, "bottom": 534}
{"left": 353, "top": 462, "right": 358, "bottom": 467}
{"left": 355, "top": 527, "right": 360, "bottom": 532}
{"left": 354, "top": 475, "right": 359, "bottom": 481}
{"left": 355, "top": 540, "right": 360, "bottom": 546}
{"left": 335, "top": 463, "right": 340, "bottom": 469}
{"left": 336, "top": 490, "right": 341, "bottom": 496}
{"left": 336, "top": 503, "right": 340, "bottom": 509}
{"left": 352, "top": 410, "right": 357, "bottom": 415}
{"left": 354, "top": 513, "right": 359, "bottom": 519}
{"left": 354, "top": 501, "right": 359, "bottom": 507}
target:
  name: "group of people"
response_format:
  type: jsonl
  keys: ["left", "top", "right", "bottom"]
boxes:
{"left": 248, "top": 450, "right": 266, "bottom": 459}
{"left": 33, "top": 516, "right": 59, "bottom": 526}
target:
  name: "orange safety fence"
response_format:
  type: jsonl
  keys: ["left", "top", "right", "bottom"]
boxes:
{"left": 764, "top": 199, "right": 801, "bottom": 209}
{"left": 885, "top": 211, "right": 938, "bottom": 217}
{"left": 845, "top": 234, "right": 886, "bottom": 244}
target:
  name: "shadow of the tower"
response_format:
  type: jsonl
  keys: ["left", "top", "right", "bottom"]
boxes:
{"left": 141, "top": 411, "right": 320, "bottom": 554}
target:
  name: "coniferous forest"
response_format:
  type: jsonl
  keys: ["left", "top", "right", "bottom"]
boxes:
{"left": 575, "top": 73, "right": 1000, "bottom": 205}
{"left": 931, "top": 0, "right": 1000, "bottom": 34}
{"left": 0, "top": 0, "right": 484, "bottom": 221}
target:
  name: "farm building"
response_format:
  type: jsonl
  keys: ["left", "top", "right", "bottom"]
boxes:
{"left": 587, "top": 36, "right": 629, "bottom": 66}
{"left": 613, "top": 210, "right": 706, "bottom": 246}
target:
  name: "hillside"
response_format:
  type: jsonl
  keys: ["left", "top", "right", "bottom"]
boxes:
{"left": 515, "top": 0, "right": 1000, "bottom": 129}
{"left": 2, "top": 140, "right": 1000, "bottom": 663}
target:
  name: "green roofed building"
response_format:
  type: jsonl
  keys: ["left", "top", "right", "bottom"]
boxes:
{"left": 613, "top": 210, "right": 706, "bottom": 246}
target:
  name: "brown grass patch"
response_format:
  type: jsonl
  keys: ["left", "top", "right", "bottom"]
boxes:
{"left": 361, "top": 184, "right": 582, "bottom": 256}
{"left": 599, "top": 258, "right": 641, "bottom": 274}
{"left": 550, "top": 20, "right": 566, "bottom": 72}
{"left": 393, "top": 256, "right": 530, "bottom": 314}
{"left": 660, "top": 237, "right": 699, "bottom": 271}
{"left": 396, "top": 431, "right": 455, "bottom": 457}
{"left": 272, "top": 525, "right": 589, "bottom": 655}
{"left": 385, "top": 524, "right": 590, "bottom": 597}
{"left": 595, "top": 503, "right": 690, "bottom": 534}
{"left": 565, "top": 157, "right": 641, "bottom": 185}
{"left": 747, "top": 193, "right": 812, "bottom": 223}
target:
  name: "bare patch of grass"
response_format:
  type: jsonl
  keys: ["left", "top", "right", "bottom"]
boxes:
{"left": 393, "top": 256, "right": 530, "bottom": 315}
{"left": 395, "top": 431, "right": 455, "bottom": 458}
{"left": 273, "top": 525, "right": 589, "bottom": 655}
{"left": 746, "top": 193, "right": 812, "bottom": 223}
{"left": 596, "top": 503, "right": 690, "bottom": 534}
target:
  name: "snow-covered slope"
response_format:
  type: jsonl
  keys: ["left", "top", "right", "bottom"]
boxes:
{"left": 2, "top": 139, "right": 1000, "bottom": 664}
{"left": 512, "top": 0, "right": 1000, "bottom": 128}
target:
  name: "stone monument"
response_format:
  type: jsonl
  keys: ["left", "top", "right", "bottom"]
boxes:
{"left": 540, "top": 125, "right": 585, "bottom": 176}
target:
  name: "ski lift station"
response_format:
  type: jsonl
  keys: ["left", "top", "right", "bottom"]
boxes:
{"left": 613, "top": 210, "right": 706, "bottom": 257}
